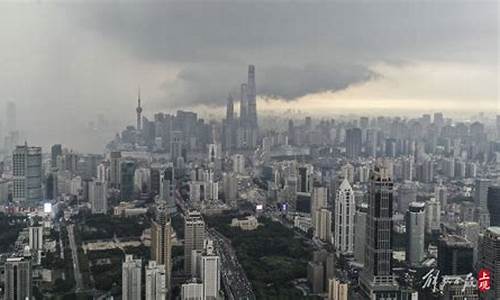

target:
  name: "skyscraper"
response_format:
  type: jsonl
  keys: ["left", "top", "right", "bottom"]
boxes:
{"left": 4, "top": 257, "right": 32, "bottom": 300}
{"left": 478, "top": 227, "right": 500, "bottom": 300}
{"left": 438, "top": 235, "right": 473, "bottom": 275}
{"left": 223, "top": 94, "right": 235, "bottom": 151}
{"left": 160, "top": 164, "right": 177, "bottom": 215}
{"left": 247, "top": 65, "right": 257, "bottom": 130}
{"left": 311, "top": 186, "right": 328, "bottom": 230}
{"left": 145, "top": 260, "right": 167, "bottom": 300}
{"left": 12, "top": 144, "right": 42, "bottom": 205}
{"left": 334, "top": 179, "right": 355, "bottom": 254}
{"left": 345, "top": 128, "right": 362, "bottom": 159}
{"left": 425, "top": 197, "right": 441, "bottom": 234}
{"left": 89, "top": 180, "right": 107, "bottom": 214}
{"left": 51, "top": 144, "right": 62, "bottom": 168}
{"left": 151, "top": 209, "right": 172, "bottom": 293}
{"left": 200, "top": 242, "right": 221, "bottom": 300}
{"left": 487, "top": 185, "right": 500, "bottom": 226}
{"left": 28, "top": 226, "right": 43, "bottom": 251}
{"left": 109, "top": 151, "right": 122, "bottom": 188}
{"left": 406, "top": 202, "right": 425, "bottom": 267}
{"left": 315, "top": 208, "right": 332, "bottom": 243}
{"left": 475, "top": 178, "right": 491, "bottom": 211}
{"left": 239, "top": 83, "right": 248, "bottom": 128}
{"left": 120, "top": 160, "right": 136, "bottom": 201}
{"left": 122, "top": 255, "right": 142, "bottom": 300}
{"left": 184, "top": 210, "right": 205, "bottom": 274}
{"left": 354, "top": 203, "right": 368, "bottom": 266}
{"left": 360, "top": 166, "right": 399, "bottom": 299}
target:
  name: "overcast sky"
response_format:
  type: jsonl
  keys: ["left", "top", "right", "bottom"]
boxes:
{"left": 0, "top": 1, "right": 498, "bottom": 151}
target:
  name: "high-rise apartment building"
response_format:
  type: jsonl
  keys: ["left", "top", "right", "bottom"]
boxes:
{"left": 122, "top": 255, "right": 142, "bottom": 300}
{"left": 184, "top": 211, "right": 205, "bottom": 274}
{"left": 311, "top": 186, "right": 328, "bottom": 230}
{"left": 425, "top": 197, "right": 441, "bottom": 234}
{"left": 200, "top": 242, "right": 221, "bottom": 300}
{"left": 28, "top": 226, "right": 43, "bottom": 251}
{"left": 145, "top": 260, "right": 167, "bottom": 300}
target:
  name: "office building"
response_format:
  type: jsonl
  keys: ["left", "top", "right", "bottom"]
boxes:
{"left": 160, "top": 164, "right": 177, "bottom": 215}
{"left": 151, "top": 209, "right": 172, "bottom": 292}
{"left": 406, "top": 202, "right": 425, "bottom": 267}
{"left": 298, "top": 164, "right": 313, "bottom": 194}
{"left": 334, "top": 179, "right": 355, "bottom": 254}
{"left": 478, "top": 227, "right": 500, "bottom": 300}
{"left": 488, "top": 185, "right": 500, "bottom": 226}
{"left": 360, "top": 167, "right": 399, "bottom": 299}
{"left": 4, "top": 257, "right": 32, "bottom": 300}
{"left": 354, "top": 203, "right": 368, "bottom": 266}
{"left": 145, "top": 260, "right": 167, "bottom": 300}
{"left": 438, "top": 235, "right": 473, "bottom": 275}
{"left": 109, "top": 151, "right": 122, "bottom": 188}
{"left": 475, "top": 178, "right": 491, "bottom": 211}
{"left": 122, "top": 255, "right": 142, "bottom": 300}
{"left": 12, "top": 144, "right": 42, "bottom": 205}
{"left": 345, "top": 128, "right": 362, "bottom": 159}
{"left": 89, "top": 180, "right": 107, "bottom": 214}
{"left": 120, "top": 160, "right": 136, "bottom": 201}
{"left": 51, "top": 144, "right": 62, "bottom": 168}
{"left": 223, "top": 172, "right": 237, "bottom": 206}
{"left": 398, "top": 182, "right": 416, "bottom": 213}
{"left": 184, "top": 211, "right": 205, "bottom": 274}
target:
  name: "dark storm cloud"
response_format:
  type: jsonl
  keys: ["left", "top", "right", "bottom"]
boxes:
{"left": 76, "top": 1, "right": 497, "bottom": 107}
{"left": 159, "top": 63, "right": 377, "bottom": 107}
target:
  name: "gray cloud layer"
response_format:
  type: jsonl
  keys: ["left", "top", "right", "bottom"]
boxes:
{"left": 0, "top": 1, "right": 497, "bottom": 151}
{"left": 77, "top": 1, "right": 497, "bottom": 107}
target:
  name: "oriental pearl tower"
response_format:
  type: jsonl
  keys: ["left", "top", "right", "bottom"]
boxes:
{"left": 136, "top": 88, "right": 142, "bottom": 131}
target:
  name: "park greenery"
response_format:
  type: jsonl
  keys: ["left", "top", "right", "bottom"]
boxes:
{"left": 75, "top": 214, "right": 151, "bottom": 241}
{"left": 206, "top": 214, "right": 315, "bottom": 299}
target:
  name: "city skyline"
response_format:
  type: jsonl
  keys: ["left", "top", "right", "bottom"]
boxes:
{"left": 0, "top": 1, "right": 497, "bottom": 152}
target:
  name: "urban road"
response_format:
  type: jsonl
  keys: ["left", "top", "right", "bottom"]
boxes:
{"left": 208, "top": 228, "right": 255, "bottom": 300}
{"left": 67, "top": 224, "right": 84, "bottom": 292}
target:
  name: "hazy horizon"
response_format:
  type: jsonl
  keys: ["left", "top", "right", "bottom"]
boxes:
{"left": 0, "top": 1, "right": 498, "bottom": 152}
